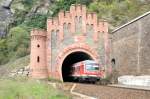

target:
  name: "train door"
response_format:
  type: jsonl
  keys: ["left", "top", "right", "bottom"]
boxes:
{"left": 80, "top": 63, "right": 84, "bottom": 75}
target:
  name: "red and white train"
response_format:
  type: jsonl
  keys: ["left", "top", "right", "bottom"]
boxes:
{"left": 70, "top": 60, "right": 105, "bottom": 82}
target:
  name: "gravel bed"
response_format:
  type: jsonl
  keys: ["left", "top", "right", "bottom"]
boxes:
{"left": 74, "top": 83, "right": 150, "bottom": 99}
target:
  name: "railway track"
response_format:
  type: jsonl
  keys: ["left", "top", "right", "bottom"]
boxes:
{"left": 64, "top": 82, "right": 150, "bottom": 99}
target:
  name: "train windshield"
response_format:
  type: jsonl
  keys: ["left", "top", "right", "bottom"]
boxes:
{"left": 86, "top": 63, "right": 99, "bottom": 71}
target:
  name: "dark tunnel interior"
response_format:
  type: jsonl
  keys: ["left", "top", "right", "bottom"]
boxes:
{"left": 62, "top": 51, "right": 93, "bottom": 82}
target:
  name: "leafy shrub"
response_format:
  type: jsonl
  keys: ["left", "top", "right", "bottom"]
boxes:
{"left": 6, "top": 26, "right": 29, "bottom": 61}
{"left": 24, "top": 14, "right": 47, "bottom": 29}
{"left": 0, "top": 39, "right": 8, "bottom": 65}
{"left": 51, "top": 0, "right": 93, "bottom": 16}
{"left": 22, "top": 0, "right": 34, "bottom": 6}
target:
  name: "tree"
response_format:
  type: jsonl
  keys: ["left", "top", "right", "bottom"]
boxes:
{"left": 51, "top": 0, "right": 93, "bottom": 16}
{"left": 7, "top": 26, "right": 29, "bottom": 59}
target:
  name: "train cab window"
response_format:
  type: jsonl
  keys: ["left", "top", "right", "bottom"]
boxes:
{"left": 94, "top": 66, "right": 99, "bottom": 70}
{"left": 86, "top": 64, "right": 99, "bottom": 71}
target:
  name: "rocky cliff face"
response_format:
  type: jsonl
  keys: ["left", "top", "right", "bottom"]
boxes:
{"left": 0, "top": 0, "right": 13, "bottom": 37}
{"left": 0, "top": 0, "right": 52, "bottom": 37}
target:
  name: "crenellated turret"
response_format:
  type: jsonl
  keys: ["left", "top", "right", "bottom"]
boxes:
{"left": 30, "top": 29, "right": 48, "bottom": 78}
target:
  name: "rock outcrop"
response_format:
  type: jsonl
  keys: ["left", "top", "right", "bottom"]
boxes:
{"left": 0, "top": 0, "right": 13, "bottom": 37}
{"left": 9, "top": 66, "right": 30, "bottom": 77}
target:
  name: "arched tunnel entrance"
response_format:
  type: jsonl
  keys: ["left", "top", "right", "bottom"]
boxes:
{"left": 62, "top": 51, "right": 93, "bottom": 82}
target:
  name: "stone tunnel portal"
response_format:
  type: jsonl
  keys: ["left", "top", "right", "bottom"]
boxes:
{"left": 30, "top": 5, "right": 109, "bottom": 80}
{"left": 62, "top": 51, "right": 93, "bottom": 82}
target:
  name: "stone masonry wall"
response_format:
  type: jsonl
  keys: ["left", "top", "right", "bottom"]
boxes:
{"left": 139, "top": 14, "right": 150, "bottom": 74}
{"left": 112, "top": 12, "right": 150, "bottom": 75}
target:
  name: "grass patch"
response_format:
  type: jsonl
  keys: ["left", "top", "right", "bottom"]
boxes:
{"left": 48, "top": 77, "right": 63, "bottom": 83}
{"left": 0, "top": 79, "right": 69, "bottom": 99}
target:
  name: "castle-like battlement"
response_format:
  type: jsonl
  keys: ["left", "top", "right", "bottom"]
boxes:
{"left": 31, "top": 29, "right": 47, "bottom": 36}
{"left": 47, "top": 4, "right": 108, "bottom": 42}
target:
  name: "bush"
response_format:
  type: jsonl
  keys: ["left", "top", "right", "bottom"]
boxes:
{"left": 6, "top": 26, "right": 29, "bottom": 61}
{"left": 0, "top": 39, "right": 9, "bottom": 65}
{"left": 24, "top": 14, "right": 48, "bottom": 29}
{"left": 51, "top": 0, "right": 93, "bottom": 16}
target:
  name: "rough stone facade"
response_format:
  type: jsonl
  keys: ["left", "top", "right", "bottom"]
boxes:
{"left": 111, "top": 12, "right": 150, "bottom": 75}
{"left": 30, "top": 4, "right": 110, "bottom": 80}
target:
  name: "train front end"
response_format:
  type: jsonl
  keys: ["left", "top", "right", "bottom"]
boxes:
{"left": 83, "top": 60, "right": 104, "bottom": 82}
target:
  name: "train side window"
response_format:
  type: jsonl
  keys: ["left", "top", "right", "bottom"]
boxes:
{"left": 77, "top": 66, "right": 79, "bottom": 72}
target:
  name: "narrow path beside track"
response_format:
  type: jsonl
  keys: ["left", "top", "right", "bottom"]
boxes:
{"left": 70, "top": 83, "right": 97, "bottom": 99}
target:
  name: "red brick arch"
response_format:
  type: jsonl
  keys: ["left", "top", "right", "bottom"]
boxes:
{"left": 55, "top": 43, "right": 99, "bottom": 81}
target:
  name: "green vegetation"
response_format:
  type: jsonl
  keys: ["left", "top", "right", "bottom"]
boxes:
{"left": 0, "top": 0, "right": 150, "bottom": 65}
{"left": 0, "top": 56, "right": 29, "bottom": 78}
{"left": 48, "top": 77, "right": 63, "bottom": 83}
{"left": 0, "top": 39, "right": 8, "bottom": 64}
{"left": 0, "top": 55, "right": 29, "bottom": 68}
{"left": 88, "top": 0, "right": 150, "bottom": 27}
{"left": 51, "top": 0, "right": 93, "bottom": 16}
{"left": 0, "top": 79, "right": 69, "bottom": 99}
{"left": 7, "top": 26, "right": 29, "bottom": 58}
